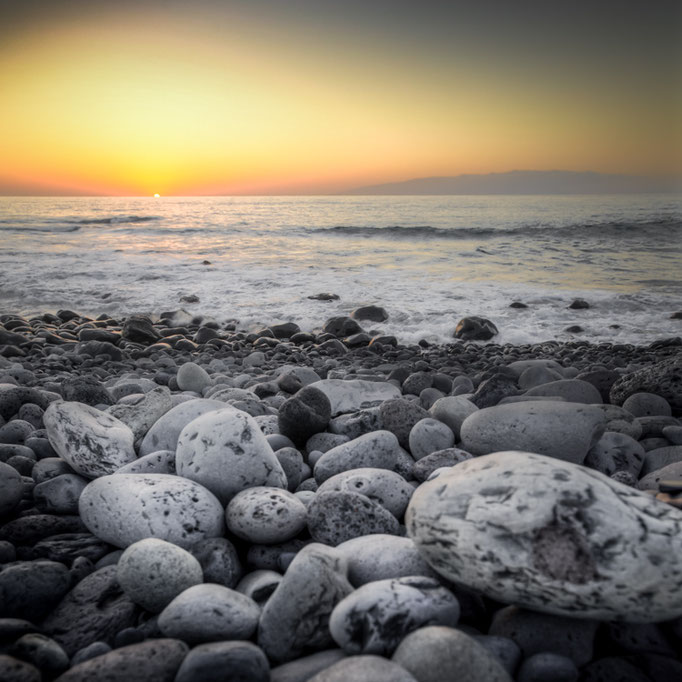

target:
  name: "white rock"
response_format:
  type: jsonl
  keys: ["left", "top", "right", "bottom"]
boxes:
{"left": 107, "top": 386, "right": 172, "bottom": 441}
{"left": 177, "top": 362, "right": 213, "bottom": 393}
{"left": 79, "top": 473, "right": 225, "bottom": 549}
{"left": 44, "top": 401, "right": 136, "bottom": 478}
{"left": 406, "top": 451, "right": 682, "bottom": 622}
{"left": 176, "top": 408, "right": 287, "bottom": 505}
{"left": 308, "top": 379, "right": 401, "bottom": 417}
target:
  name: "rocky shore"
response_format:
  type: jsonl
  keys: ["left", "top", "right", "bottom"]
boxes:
{"left": 1, "top": 308, "right": 681, "bottom": 682}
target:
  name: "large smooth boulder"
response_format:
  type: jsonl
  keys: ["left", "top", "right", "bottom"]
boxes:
{"left": 308, "top": 380, "right": 400, "bottom": 417}
{"left": 176, "top": 409, "right": 287, "bottom": 505}
{"left": 406, "top": 451, "right": 682, "bottom": 622}
{"left": 460, "top": 402, "right": 605, "bottom": 464}
{"left": 79, "top": 474, "right": 225, "bottom": 549}
{"left": 44, "top": 402, "right": 136, "bottom": 478}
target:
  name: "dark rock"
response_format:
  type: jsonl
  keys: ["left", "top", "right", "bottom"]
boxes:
{"left": 9, "top": 633, "right": 69, "bottom": 675}
{"left": 179, "top": 294, "right": 200, "bottom": 303}
{"left": 270, "top": 323, "right": 301, "bottom": 339}
{"left": 322, "top": 317, "right": 362, "bottom": 338}
{"left": 308, "top": 293, "right": 340, "bottom": 301}
{"left": 77, "top": 329, "right": 120, "bottom": 344}
{"left": 517, "top": 652, "right": 578, "bottom": 682}
{"left": 454, "top": 316, "right": 498, "bottom": 341}
{"left": 379, "top": 399, "right": 429, "bottom": 449}
{"left": 412, "top": 448, "right": 474, "bottom": 482}
{"left": 121, "top": 316, "right": 160, "bottom": 345}
{"left": 61, "top": 377, "right": 114, "bottom": 406}
{"left": 77, "top": 341, "right": 124, "bottom": 361}
{"left": 578, "top": 657, "right": 649, "bottom": 682}
{"left": 565, "top": 325, "right": 584, "bottom": 333}
{"left": 0, "top": 655, "right": 41, "bottom": 682}
{"left": 0, "top": 515, "right": 87, "bottom": 545}
{"left": 402, "top": 372, "right": 433, "bottom": 396}
{"left": 270, "top": 650, "right": 347, "bottom": 682}
{"left": 278, "top": 386, "right": 332, "bottom": 445}
{"left": 509, "top": 301, "right": 528, "bottom": 309}
{"left": 190, "top": 537, "right": 242, "bottom": 589}
{"left": 0, "top": 389, "right": 49, "bottom": 422}
{"left": 470, "top": 373, "right": 520, "bottom": 408}
{"left": 0, "top": 561, "right": 71, "bottom": 620}
{"left": 351, "top": 306, "right": 388, "bottom": 323}
{"left": 24, "top": 533, "right": 111, "bottom": 564}
{"left": 569, "top": 299, "right": 590, "bottom": 309}
{"left": 610, "top": 357, "right": 682, "bottom": 413}
{"left": 576, "top": 369, "right": 620, "bottom": 402}
{"left": 175, "top": 641, "right": 269, "bottom": 682}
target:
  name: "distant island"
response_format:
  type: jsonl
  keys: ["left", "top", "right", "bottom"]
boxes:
{"left": 346, "top": 170, "right": 681, "bottom": 195}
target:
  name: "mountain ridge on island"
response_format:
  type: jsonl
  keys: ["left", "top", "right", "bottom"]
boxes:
{"left": 345, "top": 170, "right": 680, "bottom": 195}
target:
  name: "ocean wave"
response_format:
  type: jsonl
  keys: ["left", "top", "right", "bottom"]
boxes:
{"left": 0, "top": 214, "right": 162, "bottom": 233}
{"left": 0, "top": 224, "right": 82, "bottom": 233}
{"left": 74, "top": 215, "right": 162, "bottom": 225}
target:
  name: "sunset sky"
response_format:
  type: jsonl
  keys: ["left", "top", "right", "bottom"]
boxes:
{"left": 1, "top": 0, "right": 680, "bottom": 196}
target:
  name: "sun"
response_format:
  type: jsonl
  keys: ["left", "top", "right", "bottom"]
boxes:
{"left": 153, "top": 193, "right": 160, "bottom": 198}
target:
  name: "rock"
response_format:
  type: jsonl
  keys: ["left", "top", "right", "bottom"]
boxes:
{"left": 610, "top": 357, "right": 682, "bottom": 413}
{"left": 258, "top": 543, "right": 353, "bottom": 663}
{"left": 460, "top": 402, "right": 605, "bottom": 464}
{"left": 235, "top": 570, "right": 282, "bottom": 604}
{"left": 380, "top": 399, "right": 430, "bottom": 449}
{"left": 470, "top": 373, "right": 520, "bottom": 408}
{"left": 578, "top": 657, "right": 649, "bottom": 682}
{"left": 637, "top": 461, "right": 682, "bottom": 490}
{"left": 488, "top": 605, "right": 597, "bottom": 666}
{"left": 406, "top": 451, "right": 682, "bottom": 621}
{"left": 506, "top": 359, "right": 565, "bottom": 378}
{"left": 584, "top": 432, "right": 646, "bottom": 478}
{"left": 308, "top": 293, "right": 340, "bottom": 301}
{"left": 28, "top": 533, "right": 109, "bottom": 564}
{"left": 519, "top": 366, "right": 564, "bottom": 390}
{"left": 317, "top": 468, "right": 413, "bottom": 518}
{"left": 328, "top": 409, "right": 382, "bottom": 440}
{"left": 623, "top": 392, "right": 672, "bottom": 417}
{"left": 226, "top": 487, "right": 307, "bottom": 544}
{"left": 641, "top": 445, "right": 682, "bottom": 476}
{"left": 329, "top": 577, "right": 460, "bottom": 655}
{"left": 0, "top": 514, "right": 87, "bottom": 545}
{"left": 79, "top": 473, "right": 225, "bottom": 549}
{"left": 278, "top": 386, "right": 331, "bottom": 445}
{"left": 69, "top": 641, "right": 112, "bottom": 666}
{"left": 138, "top": 399, "right": 225, "bottom": 456}
{"left": 190, "top": 537, "right": 242, "bottom": 588}
{"left": 116, "top": 538, "right": 203, "bottom": 613}
{"left": 524, "top": 379, "right": 603, "bottom": 404}
{"left": 44, "top": 402, "right": 136, "bottom": 478}
{"left": 174, "top": 641, "right": 270, "bottom": 682}
{"left": 107, "top": 386, "right": 172, "bottom": 442}
{"left": 510, "top": 301, "right": 528, "bottom": 308}
{"left": 33, "top": 473, "right": 88, "bottom": 514}
{"left": 176, "top": 408, "right": 287, "bottom": 505}
{"left": 336, "top": 535, "right": 437, "bottom": 585}
{"left": 158, "top": 583, "right": 260, "bottom": 644}
{"left": 454, "top": 316, "right": 498, "bottom": 341}
{"left": 115, "top": 450, "right": 176, "bottom": 475}
{"left": 122, "top": 316, "right": 160, "bottom": 345}
{"left": 391, "top": 626, "right": 512, "bottom": 682}
{"left": 176, "top": 362, "right": 212, "bottom": 393}
{"left": 42, "top": 566, "right": 138, "bottom": 656}
{"left": 0, "top": 655, "right": 40, "bottom": 682}
{"left": 402, "top": 372, "right": 433, "bottom": 396}
{"left": 9, "top": 633, "right": 69, "bottom": 675}
{"left": 322, "top": 317, "right": 362, "bottom": 338}
{"left": 61, "top": 376, "right": 114, "bottom": 407}
{"left": 517, "top": 653, "right": 578, "bottom": 682}
{"left": 0, "top": 560, "right": 71, "bottom": 620}
{"left": 309, "top": 655, "right": 417, "bottom": 682}
{"left": 475, "top": 635, "right": 522, "bottom": 677}
{"left": 0, "top": 461, "right": 23, "bottom": 516}
{"left": 409, "top": 418, "right": 455, "bottom": 459}
{"left": 412, "top": 448, "right": 473, "bottom": 482}
{"left": 275, "top": 447, "right": 306, "bottom": 491}
{"left": 313, "top": 431, "right": 400, "bottom": 483}
{"left": 428, "top": 396, "right": 478, "bottom": 439}
{"left": 351, "top": 305, "right": 388, "bottom": 322}
{"left": 270, "top": 650, "right": 347, "bottom": 682}
{"left": 576, "top": 369, "right": 621, "bottom": 402}
{"left": 55, "top": 639, "right": 188, "bottom": 682}
{"left": 568, "top": 298, "right": 590, "bottom": 309}
{"left": 308, "top": 380, "right": 400, "bottom": 417}
{"left": 307, "top": 491, "right": 400, "bottom": 545}
{"left": 0, "top": 387, "right": 49, "bottom": 422}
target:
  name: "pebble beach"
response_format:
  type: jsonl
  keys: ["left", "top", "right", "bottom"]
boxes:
{"left": 1, "top": 306, "right": 682, "bottom": 681}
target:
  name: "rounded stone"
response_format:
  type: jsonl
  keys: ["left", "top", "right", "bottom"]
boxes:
{"left": 391, "top": 626, "right": 512, "bottom": 682}
{"left": 428, "top": 396, "right": 478, "bottom": 438}
{"left": 0, "top": 560, "right": 71, "bottom": 620}
{"left": 43, "top": 401, "right": 136, "bottom": 478}
{"left": 278, "top": 386, "right": 331, "bottom": 445}
{"left": 329, "top": 577, "right": 460, "bottom": 655}
{"left": 517, "top": 653, "right": 578, "bottom": 682}
{"left": 0, "top": 655, "right": 41, "bottom": 682}
{"left": 317, "top": 468, "right": 413, "bottom": 518}
{"left": 406, "top": 451, "right": 682, "bottom": 622}
{"left": 623, "top": 392, "right": 672, "bottom": 417}
{"left": 176, "top": 362, "right": 212, "bottom": 393}
{"left": 307, "top": 491, "right": 401, "bottom": 546}
{"left": 379, "top": 399, "right": 429, "bottom": 449}
{"left": 79, "top": 473, "right": 225, "bottom": 549}
{"left": 226, "top": 487, "right": 307, "bottom": 544}
{"left": 33, "top": 473, "right": 88, "bottom": 514}
{"left": 235, "top": 570, "right": 283, "bottom": 604}
{"left": 158, "top": 583, "right": 260, "bottom": 644}
{"left": 176, "top": 408, "right": 287, "bottom": 505}
{"left": 174, "top": 641, "right": 270, "bottom": 682}
{"left": 409, "top": 418, "right": 456, "bottom": 460}
{"left": 524, "top": 379, "right": 603, "bottom": 404}
{"left": 9, "top": 633, "right": 69, "bottom": 675}
{"left": 116, "top": 538, "right": 203, "bottom": 613}
{"left": 459, "top": 402, "right": 605, "bottom": 464}
{"left": 412, "top": 448, "right": 473, "bottom": 482}
{"left": 0, "top": 460, "right": 23, "bottom": 516}
{"left": 190, "top": 537, "right": 242, "bottom": 588}
{"left": 308, "top": 379, "right": 401, "bottom": 417}
{"left": 583, "top": 431, "right": 645, "bottom": 478}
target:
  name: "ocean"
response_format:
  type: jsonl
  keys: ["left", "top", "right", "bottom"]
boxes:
{"left": 1, "top": 194, "right": 680, "bottom": 346}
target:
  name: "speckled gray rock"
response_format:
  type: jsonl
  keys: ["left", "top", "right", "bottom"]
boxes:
{"left": 176, "top": 408, "right": 287, "bottom": 505}
{"left": 474, "top": 635, "right": 522, "bottom": 677}
{"left": 412, "top": 448, "right": 473, "bottom": 482}
{"left": 330, "top": 577, "right": 460, "bottom": 655}
{"left": 623, "top": 392, "right": 672, "bottom": 417}
{"left": 638, "top": 460, "right": 682, "bottom": 490}
{"left": 317, "top": 468, "right": 413, "bottom": 518}
{"left": 313, "top": 431, "right": 400, "bottom": 483}
{"left": 44, "top": 401, "right": 136, "bottom": 478}
{"left": 54, "top": 638, "right": 188, "bottom": 682}
{"left": 107, "top": 386, "right": 172, "bottom": 441}
{"left": 506, "top": 359, "right": 565, "bottom": 378}
{"left": 309, "top": 655, "right": 417, "bottom": 682}
{"left": 584, "top": 431, "right": 646, "bottom": 478}
{"left": 79, "top": 473, "right": 225, "bottom": 549}
{"left": 306, "top": 432, "right": 350, "bottom": 453}
{"left": 190, "top": 537, "right": 242, "bottom": 588}
{"left": 116, "top": 538, "right": 203, "bottom": 613}
{"left": 115, "top": 450, "right": 176, "bottom": 475}
{"left": 177, "top": 362, "right": 213, "bottom": 393}
{"left": 392, "top": 626, "right": 512, "bottom": 682}
{"left": 428, "top": 396, "right": 478, "bottom": 439}
{"left": 0, "top": 655, "right": 40, "bottom": 682}
{"left": 406, "top": 451, "right": 682, "bottom": 621}
{"left": 307, "top": 491, "right": 401, "bottom": 546}
{"left": 0, "top": 560, "right": 71, "bottom": 620}
{"left": 336, "top": 535, "right": 437, "bottom": 585}
{"left": 258, "top": 543, "right": 353, "bottom": 663}
{"left": 174, "top": 641, "right": 270, "bottom": 682}
{"left": 226, "top": 487, "right": 307, "bottom": 544}
{"left": 610, "top": 356, "right": 682, "bottom": 412}
{"left": 309, "top": 380, "right": 401, "bottom": 417}
{"left": 158, "top": 583, "right": 260, "bottom": 644}
{"left": 9, "top": 633, "right": 69, "bottom": 675}
{"left": 641, "top": 445, "right": 682, "bottom": 476}
{"left": 138, "top": 399, "right": 225, "bottom": 456}
{"left": 270, "top": 650, "right": 347, "bottom": 682}
{"left": 328, "top": 408, "right": 383, "bottom": 440}
{"left": 408, "top": 418, "right": 455, "bottom": 460}
{"left": 524, "top": 379, "right": 603, "bottom": 404}
{"left": 379, "top": 399, "right": 429, "bottom": 448}
{"left": 33, "top": 473, "right": 88, "bottom": 514}
{"left": 517, "top": 653, "right": 578, "bottom": 682}
{"left": 0, "top": 460, "right": 23, "bottom": 516}
{"left": 459, "top": 402, "right": 605, "bottom": 464}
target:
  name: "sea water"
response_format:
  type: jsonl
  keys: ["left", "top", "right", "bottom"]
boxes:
{"left": 1, "top": 194, "right": 680, "bottom": 345}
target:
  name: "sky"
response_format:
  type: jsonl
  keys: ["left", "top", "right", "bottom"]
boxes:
{"left": 1, "top": 0, "right": 680, "bottom": 196}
